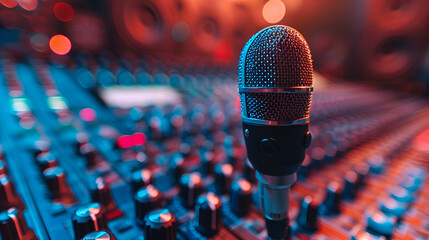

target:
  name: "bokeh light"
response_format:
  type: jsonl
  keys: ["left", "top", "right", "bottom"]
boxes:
{"left": 30, "top": 33, "right": 49, "bottom": 52}
{"left": 263, "top": 0, "right": 286, "bottom": 24}
{"left": 18, "top": 0, "right": 37, "bottom": 11}
{"left": 49, "top": 35, "right": 72, "bottom": 55}
{"left": 0, "top": 0, "right": 18, "bottom": 8}
{"left": 172, "top": 22, "right": 190, "bottom": 43}
{"left": 54, "top": 2, "right": 74, "bottom": 22}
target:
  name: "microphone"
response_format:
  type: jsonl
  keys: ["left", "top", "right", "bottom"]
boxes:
{"left": 238, "top": 25, "right": 313, "bottom": 239}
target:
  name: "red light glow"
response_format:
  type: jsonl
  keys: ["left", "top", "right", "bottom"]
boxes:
{"left": 0, "top": 0, "right": 18, "bottom": 8}
{"left": 49, "top": 35, "right": 72, "bottom": 55}
{"left": 117, "top": 135, "right": 133, "bottom": 148}
{"left": 263, "top": 0, "right": 286, "bottom": 24}
{"left": 18, "top": 0, "right": 37, "bottom": 11}
{"left": 132, "top": 133, "right": 146, "bottom": 146}
{"left": 79, "top": 108, "right": 96, "bottom": 122}
{"left": 54, "top": 2, "right": 74, "bottom": 22}
{"left": 214, "top": 40, "right": 233, "bottom": 64}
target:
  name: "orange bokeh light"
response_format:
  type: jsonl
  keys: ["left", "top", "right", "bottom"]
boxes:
{"left": 49, "top": 35, "right": 72, "bottom": 55}
{"left": 0, "top": 0, "right": 18, "bottom": 8}
{"left": 263, "top": 0, "right": 286, "bottom": 24}
{"left": 54, "top": 2, "right": 74, "bottom": 22}
{"left": 18, "top": 0, "right": 37, "bottom": 11}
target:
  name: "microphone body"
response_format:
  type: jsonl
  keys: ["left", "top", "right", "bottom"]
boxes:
{"left": 238, "top": 25, "right": 313, "bottom": 239}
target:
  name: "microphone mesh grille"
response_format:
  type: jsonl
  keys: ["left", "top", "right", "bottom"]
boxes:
{"left": 240, "top": 92, "right": 312, "bottom": 122}
{"left": 239, "top": 25, "right": 313, "bottom": 123}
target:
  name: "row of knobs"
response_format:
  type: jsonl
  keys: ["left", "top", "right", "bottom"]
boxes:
{"left": 133, "top": 169, "right": 254, "bottom": 239}
{"left": 0, "top": 153, "right": 37, "bottom": 240}
{"left": 296, "top": 164, "right": 370, "bottom": 232}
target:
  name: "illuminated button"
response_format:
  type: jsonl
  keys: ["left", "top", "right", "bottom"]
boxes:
{"left": 72, "top": 202, "right": 107, "bottom": 240}
{"left": 214, "top": 163, "right": 233, "bottom": 195}
{"left": 0, "top": 208, "right": 36, "bottom": 240}
{"left": 179, "top": 173, "right": 204, "bottom": 209}
{"left": 143, "top": 209, "right": 177, "bottom": 240}
{"left": 134, "top": 185, "right": 162, "bottom": 227}
{"left": 130, "top": 169, "right": 153, "bottom": 193}
{"left": 230, "top": 178, "right": 253, "bottom": 217}
{"left": 194, "top": 192, "right": 222, "bottom": 237}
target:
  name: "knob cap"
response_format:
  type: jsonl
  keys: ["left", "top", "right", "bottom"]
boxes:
{"left": 194, "top": 192, "right": 222, "bottom": 237}
{"left": 168, "top": 153, "right": 185, "bottom": 183}
{"left": 0, "top": 176, "right": 22, "bottom": 211}
{"left": 0, "top": 208, "right": 36, "bottom": 240}
{"left": 355, "top": 163, "right": 369, "bottom": 188}
{"left": 130, "top": 169, "right": 153, "bottom": 193}
{"left": 296, "top": 196, "right": 319, "bottom": 232}
{"left": 320, "top": 182, "right": 342, "bottom": 215}
{"left": 43, "top": 167, "right": 69, "bottom": 198}
{"left": 230, "top": 178, "right": 252, "bottom": 216}
{"left": 90, "top": 178, "right": 114, "bottom": 210}
{"left": 144, "top": 209, "right": 177, "bottom": 240}
{"left": 214, "top": 163, "right": 233, "bottom": 195}
{"left": 0, "top": 160, "right": 7, "bottom": 176}
{"left": 72, "top": 202, "right": 107, "bottom": 240}
{"left": 36, "top": 152, "right": 58, "bottom": 171}
{"left": 134, "top": 185, "right": 162, "bottom": 226}
{"left": 343, "top": 171, "right": 359, "bottom": 200}
{"left": 243, "top": 159, "right": 256, "bottom": 184}
{"left": 200, "top": 151, "right": 215, "bottom": 176}
{"left": 179, "top": 173, "right": 204, "bottom": 209}
{"left": 79, "top": 143, "right": 98, "bottom": 167}
{"left": 81, "top": 230, "right": 117, "bottom": 240}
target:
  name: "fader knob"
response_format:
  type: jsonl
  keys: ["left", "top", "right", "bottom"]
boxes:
{"left": 230, "top": 178, "right": 253, "bottom": 216}
{"left": 179, "top": 173, "right": 204, "bottom": 209}
{"left": 0, "top": 160, "right": 7, "bottom": 175}
{"left": 130, "top": 169, "right": 153, "bottom": 193}
{"left": 168, "top": 153, "right": 185, "bottom": 183}
{"left": 343, "top": 171, "right": 359, "bottom": 200}
{"left": 72, "top": 202, "right": 107, "bottom": 240}
{"left": 79, "top": 143, "right": 98, "bottom": 167}
{"left": 0, "top": 175, "right": 22, "bottom": 211}
{"left": 81, "top": 230, "right": 117, "bottom": 240}
{"left": 214, "top": 163, "right": 233, "bottom": 195}
{"left": 143, "top": 209, "right": 177, "bottom": 240}
{"left": 200, "top": 151, "right": 215, "bottom": 176}
{"left": 194, "top": 192, "right": 222, "bottom": 237}
{"left": 134, "top": 185, "right": 162, "bottom": 226}
{"left": 320, "top": 182, "right": 342, "bottom": 215}
{"left": 0, "top": 208, "right": 36, "bottom": 240}
{"left": 43, "top": 167, "right": 69, "bottom": 198}
{"left": 90, "top": 178, "right": 114, "bottom": 209}
{"left": 296, "top": 196, "right": 319, "bottom": 232}
{"left": 36, "top": 152, "right": 58, "bottom": 171}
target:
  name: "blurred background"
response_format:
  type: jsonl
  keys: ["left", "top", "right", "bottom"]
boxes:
{"left": 1, "top": 0, "right": 429, "bottom": 94}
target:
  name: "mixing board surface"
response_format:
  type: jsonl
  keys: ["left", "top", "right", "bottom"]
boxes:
{"left": 0, "top": 58, "right": 428, "bottom": 240}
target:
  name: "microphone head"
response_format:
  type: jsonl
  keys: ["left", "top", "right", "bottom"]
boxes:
{"left": 238, "top": 25, "right": 313, "bottom": 125}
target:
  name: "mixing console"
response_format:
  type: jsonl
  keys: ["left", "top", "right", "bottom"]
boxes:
{"left": 0, "top": 57, "right": 428, "bottom": 240}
